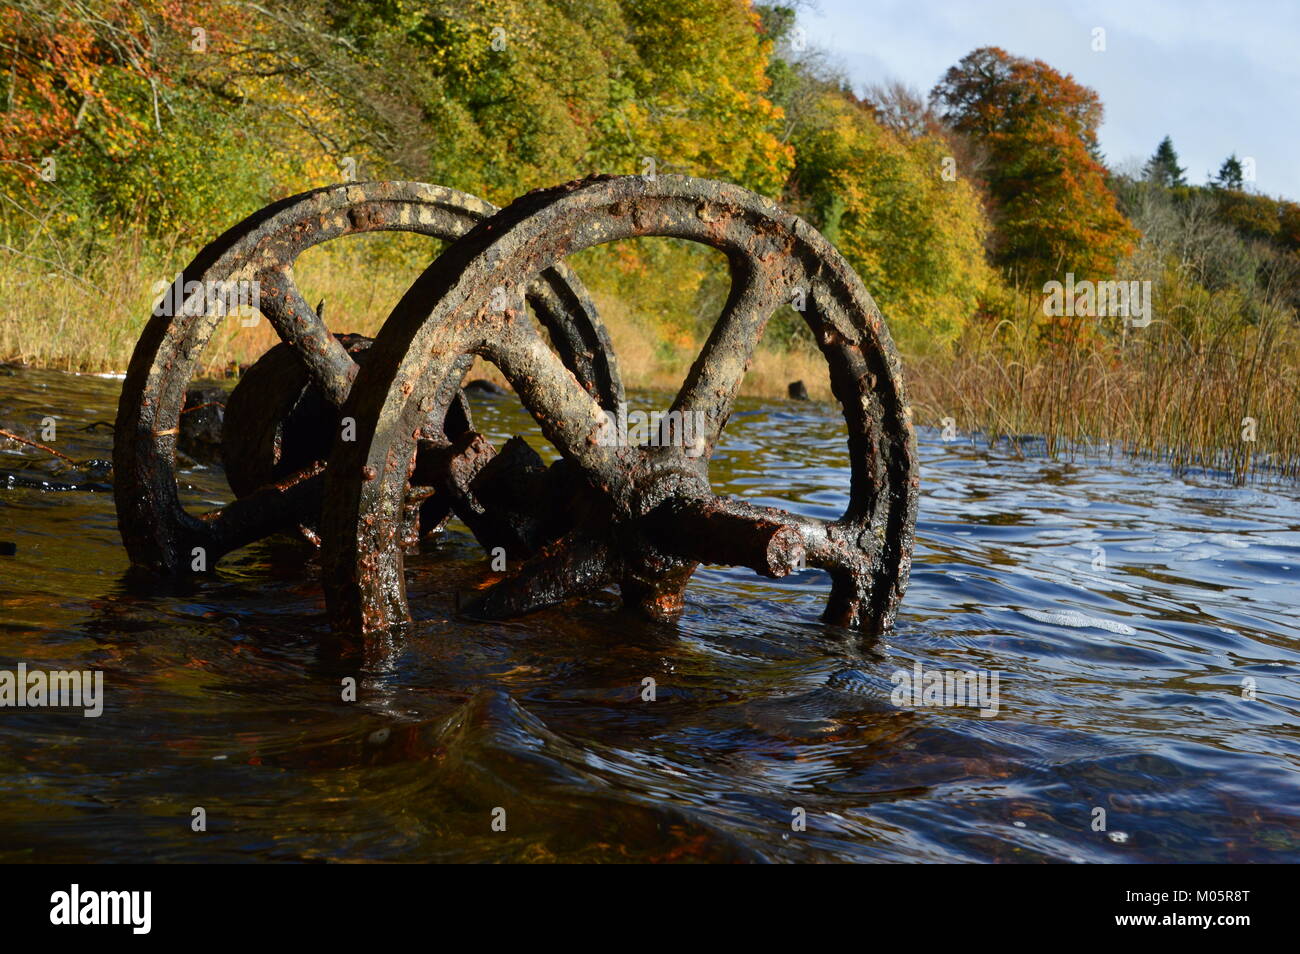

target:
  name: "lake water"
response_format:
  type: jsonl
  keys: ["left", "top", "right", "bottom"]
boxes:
{"left": 2, "top": 365, "right": 1298, "bottom": 862}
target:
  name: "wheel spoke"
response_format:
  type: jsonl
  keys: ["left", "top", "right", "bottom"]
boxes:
{"left": 527, "top": 262, "right": 623, "bottom": 412}
{"left": 669, "top": 257, "right": 791, "bottom": 458}
{"left": 481, "top": 315, "right": 624, "bottom": 486}
{"left": 257, "top": 269, "right": 358, "bottom": 406}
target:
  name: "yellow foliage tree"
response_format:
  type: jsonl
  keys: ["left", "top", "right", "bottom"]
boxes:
{"left": 789, "top": 91, "right": 994, "bottom": 347}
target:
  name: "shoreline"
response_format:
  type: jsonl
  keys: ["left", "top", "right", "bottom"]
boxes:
{"left": 4, "top": 353, "right": 1295, "bottom": 486}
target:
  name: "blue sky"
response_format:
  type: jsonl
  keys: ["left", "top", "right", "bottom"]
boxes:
{"left": 798, "top": 0, "right": 1300, "bottom": 199}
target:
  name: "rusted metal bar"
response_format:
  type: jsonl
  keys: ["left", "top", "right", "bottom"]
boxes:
{"left": 194, "top": 461, "right": 327, "bottom": 559}
{"left": 457, "top": 530, "right": 616, "bottom": 620}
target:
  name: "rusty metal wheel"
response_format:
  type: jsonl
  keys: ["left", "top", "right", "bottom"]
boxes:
{"left": 321, "top": 175, "right": 918, "bottom": 636}
{"left": 114, "top": 180, "right": 622, "bottom": 574}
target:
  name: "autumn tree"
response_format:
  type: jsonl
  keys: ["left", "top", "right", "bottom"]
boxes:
{"left": 929, "top": 46, "right": 1138, "bottom": 284}
{"left": 0, "top": 0, "right": 292, "bottom": 243}
{"left": 788, "top": 89, "right": 994, "bottom": 345}
{"left": 1213, "top": 189, "right": 1282, "bottom": 243}
{"left": 3, "top": 0, "right": 797, "bottom": 248}
{"left": 1279, "top": 201, "right": 1300, "bottom": 253}
{"left": 0, "top": 1, "right": 174, "bottom": 176}
{"left": 307, "top": 0, "right": 792, "bottom": 205}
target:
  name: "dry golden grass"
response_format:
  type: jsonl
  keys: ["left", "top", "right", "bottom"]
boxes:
{"left": 0, "top": 234, "right": 161, "bottom": 371}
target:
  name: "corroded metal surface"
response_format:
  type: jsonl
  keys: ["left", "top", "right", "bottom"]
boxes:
{"left": 113, "top": 181, "right": 620, "bottom": 573}
{"left": 320, "top": 175, "right": 918, "bottom": 636}
{"left": 222, "top": 333, "right": 375, "bottom": 499}
{"left": 220, "top": 331, "right": 474, "bottom": 546}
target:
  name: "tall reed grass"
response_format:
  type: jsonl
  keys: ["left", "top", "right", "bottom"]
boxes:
{"left": 906, "top": 290, "right": 1300, "bottom": 483}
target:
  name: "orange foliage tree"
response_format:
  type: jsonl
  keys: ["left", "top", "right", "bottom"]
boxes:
{"left": 930, "top": 46, "right": 1137, "bottom": 286}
